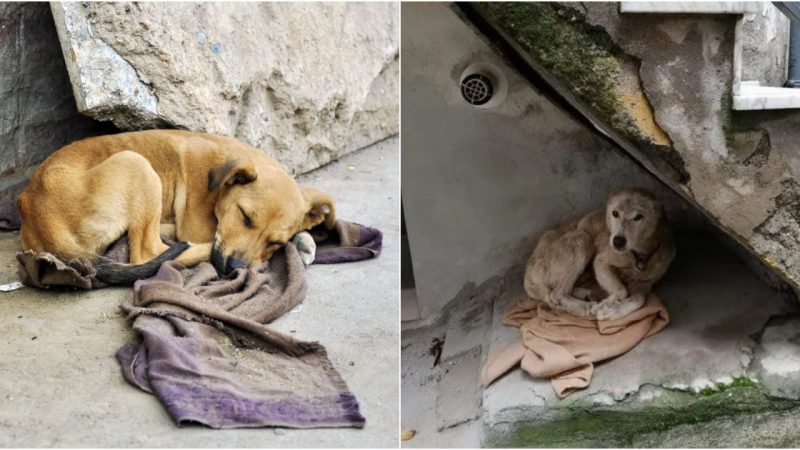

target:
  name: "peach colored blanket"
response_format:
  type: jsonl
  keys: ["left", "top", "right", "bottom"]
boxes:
{"left": 482, "top": 294, "right": 669, "bottom": 398}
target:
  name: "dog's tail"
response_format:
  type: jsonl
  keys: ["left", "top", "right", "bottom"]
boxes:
{"left": 91, "top": 241, "right": 191, "bottom": 285}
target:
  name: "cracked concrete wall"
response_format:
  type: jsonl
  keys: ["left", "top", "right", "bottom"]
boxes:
{"left": 402, "top": 3, "right": 705, "bottom": 320}
{"left": 478, "top": 2, "right": 800, "bottom": 296}
{"left": 0, "top": 3, "right": 106, "bottom": 177}
{"left": 50, "top": 2, "right": 399, "bottom": 175}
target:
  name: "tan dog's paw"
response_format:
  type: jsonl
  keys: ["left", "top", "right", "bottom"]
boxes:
{"left": 592, "top": 291, "right": 643, "bottom": 321}
{"left": 591, "top": 300, "right": 624, "bottom": 321}
{"left": 292, "top": 231, "right": 316, "bottom": 266}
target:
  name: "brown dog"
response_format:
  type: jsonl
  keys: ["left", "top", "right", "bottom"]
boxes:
{"left": 18, "top": 129, "right": 335, "bottom": 284}
{"left": 524, "top": 187, "right": 675, "bottom": 320}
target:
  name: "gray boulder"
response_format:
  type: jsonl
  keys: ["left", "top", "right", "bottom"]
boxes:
{"left": 50, "top": 2, "right": 399, "bottom": 174}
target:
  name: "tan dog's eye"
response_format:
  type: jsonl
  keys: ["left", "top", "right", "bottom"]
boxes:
{"left": 239, "top": 206, "right": 252, "bottom": 228}
{"left": 612, "top": 210, "right": 619, "bottom": 218}
{"left": 634, "top": 214, "right": 644, "bottom": 221}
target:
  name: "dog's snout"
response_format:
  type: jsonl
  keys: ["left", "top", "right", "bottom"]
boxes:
{"left": 226, "top": 256, "right": 247, "bottom": 272}
{"left": 612, "top": 235, "right": 627, "bottom": 250}
{"left": 211, "top": 243, "right": 226, "bottom": 273}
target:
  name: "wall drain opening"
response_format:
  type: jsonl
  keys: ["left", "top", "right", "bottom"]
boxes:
{"left": 461, "top": 73, "right": 494, "bottom": 105}
{"left": 458, "top": 61, "right": 508, "bottom": 108}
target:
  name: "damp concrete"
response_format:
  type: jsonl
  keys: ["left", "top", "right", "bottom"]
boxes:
{"left": 401, "top": 231, "right": 800, "bottom": 447}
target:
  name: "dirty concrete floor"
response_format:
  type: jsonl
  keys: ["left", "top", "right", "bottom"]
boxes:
{"left": 401, "top": 231, "right": 800, "bottom": 447}
{"left": 0, "top": 136, "right": 399, "bottom": 447}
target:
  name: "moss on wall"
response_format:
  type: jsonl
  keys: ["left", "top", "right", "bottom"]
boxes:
{"left": 475, "top": 2, "right": 689, "bottom": 183}
{"left": 477, "top": 3, "right": 626, "bottom": 130}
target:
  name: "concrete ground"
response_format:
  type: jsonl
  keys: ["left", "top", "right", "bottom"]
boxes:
{"left": 0, "top": 136, "right": 399, "bottom": 447}
{"left": 401, "top": 232, "right": 800, "bottom": 447}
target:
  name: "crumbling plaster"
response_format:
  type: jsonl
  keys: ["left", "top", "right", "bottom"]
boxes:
{"left": 480, "top": 2, "right": 800, "bottom": 293}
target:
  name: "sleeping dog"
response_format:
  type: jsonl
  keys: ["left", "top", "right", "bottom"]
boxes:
{"left": 18, "top": 129, "right": 334, "bottom": 284}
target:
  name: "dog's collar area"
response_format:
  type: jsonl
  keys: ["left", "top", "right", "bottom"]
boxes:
{"left": 631, "top": 243, "right": 660, "bottom": 272}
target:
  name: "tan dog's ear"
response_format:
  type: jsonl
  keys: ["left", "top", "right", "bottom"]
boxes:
{"left": 208, "top": 159, "right": 257, "bottom": 191}
{"left": 302, "top": 188, "right": 336, "bottom": 230}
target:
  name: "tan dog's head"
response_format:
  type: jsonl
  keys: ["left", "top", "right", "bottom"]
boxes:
{"left": 207, "top": 159, "right": 335, "bottom": 273}
{"left": 605, "top": 187, "right": 664, "bottom": 254}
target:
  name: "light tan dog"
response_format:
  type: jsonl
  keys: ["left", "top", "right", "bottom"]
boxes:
{"left": 18, "top": 129, "right": 335, "bottom": 284}
{"left": 524, "top": 187, "right": 675, "bottom": 320}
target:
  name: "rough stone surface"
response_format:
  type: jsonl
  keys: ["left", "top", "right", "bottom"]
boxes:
{"left": 740, "top": 2, "right": 789, "bottom": 87}
{"left": 435, "top": 348, "right": 482, "bottom": 430}
{"left": 401, "top": 324, "right": 485, "bottom": 448}
{"left": 0, "top": 3, "right": 107, "bottom": 176}
{"left": 50, "top": 2, "right": 399, "bottom": 175}
{"left": 492, "top": 387, "right": 800, "bottom": 448}
{"left": 439, "top": 279, "right": 498, "bottom": 362}
{"left": 478, "top": 2, "right": 800, "bottom": 299}
{"left": 631, "top": 407, "right": 800, "bottom": 448}
{"left": 752, "top": 316, "right": 800, "bottom": 400}
{"left": 0, "top": 137, "right": 399, "bottom": 447}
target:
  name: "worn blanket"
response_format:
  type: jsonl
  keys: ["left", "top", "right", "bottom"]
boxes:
{"left": 118, "top": 242, "right": 368, "bottom": 428}
{"left": 0, "top": 178, "right": 382, "bottom": 428}
{"left": 482, "top": 294, "right": 669, "bottom": 398}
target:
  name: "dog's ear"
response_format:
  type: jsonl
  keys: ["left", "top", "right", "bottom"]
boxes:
{"left": 302, "top": 188, "right": 336, "bottom": 230}
{"left": 208, "top": 159, "right": 257, "bottom": 191}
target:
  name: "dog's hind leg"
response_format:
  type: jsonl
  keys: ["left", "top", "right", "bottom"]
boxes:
{"left": 543, "top": 230, "right": 595, "bottom": 318}
{"left": 84, "top": 151, "right": 170, "bottom": 264}
{"left": 159, "top": 224, "right": 178, "bottom": 241}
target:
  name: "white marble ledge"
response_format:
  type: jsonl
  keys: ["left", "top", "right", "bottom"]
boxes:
{"left": 620, "top": 2, "right": 762, "bottom": 14}
{"left": 734, "top": 85, "right": 800, "bottom": 110}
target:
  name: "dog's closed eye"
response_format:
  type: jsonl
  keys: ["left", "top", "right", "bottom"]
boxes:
{"left": 239, "top": 206, "right": 253, "bottom": 228}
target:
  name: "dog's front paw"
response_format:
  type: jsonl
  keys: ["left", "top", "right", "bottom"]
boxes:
{"left": 591, "top": 300, "right": 625, "bottom": 321}
{"left": 292, "top": 231, "right": 316, "bottom": 266}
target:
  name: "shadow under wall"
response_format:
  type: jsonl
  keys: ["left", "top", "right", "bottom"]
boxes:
{"left": 0, "top": 2, "right": 116, "bottom": 178}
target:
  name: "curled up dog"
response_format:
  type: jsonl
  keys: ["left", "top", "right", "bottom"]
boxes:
{"left": 17, "top": 130, "right": 335, "bottom": 285}
{"left": 523, "top": 187, "right": 675, "bottom": 321}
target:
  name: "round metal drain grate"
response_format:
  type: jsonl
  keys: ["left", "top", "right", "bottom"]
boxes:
{"left": 460, "top": 73, "right": 494, "bottom": 106}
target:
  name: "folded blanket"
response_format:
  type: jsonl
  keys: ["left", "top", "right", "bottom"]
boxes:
{"left": 117, "top": 242, "right": 367, "bottom": 428}
{"left": 0, "top": 178, "right": 382, "bottom": 428}
{"left": 482, "top": 294, "right": 669, "bottom": 398}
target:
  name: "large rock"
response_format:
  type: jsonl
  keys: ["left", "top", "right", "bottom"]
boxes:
{"left": 50, "top": 2, "right": 399, "bottom": 174}
{"left": 0, "top": 3, "right": 101, "bottom": 176}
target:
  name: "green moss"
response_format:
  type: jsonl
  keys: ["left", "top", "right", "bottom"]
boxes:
{"left": 699, "top": 376, "right": 758, "bottom": 396}
{"left": 489, "top": 385, "right": 798, "bottom": 448}
{"left": 475, "top": 2, "right": 690, "bottom": 183}
{"left": 477, "top": 3, "right": 626, "bottom": 129}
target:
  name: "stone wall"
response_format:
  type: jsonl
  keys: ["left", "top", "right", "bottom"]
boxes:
{"left": 477, "top": 2, "right": 800, "bottom": 294}
{"left": 50, "top": 2, "right": 399, "bottom": 175}
{"left": 0, "top": 3, "right": 103, "bottom": 177}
